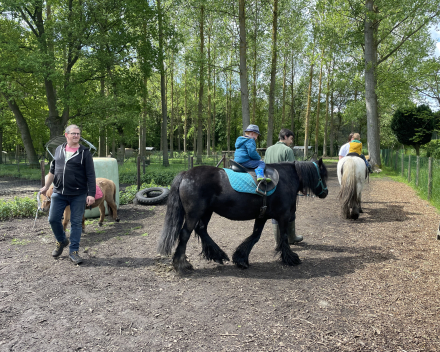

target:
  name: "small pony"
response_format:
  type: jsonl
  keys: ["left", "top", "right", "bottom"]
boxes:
{"left": 337, "top": 156, "right": 367, "bottom": 219}
{"left": 40, "top": 177, "right": 120, "bottom": 231}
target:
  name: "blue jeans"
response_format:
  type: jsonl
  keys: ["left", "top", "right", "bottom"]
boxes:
{"left": 48, "top": 192, "right": 87, "bottom": 253}
{"left": 241, "top": 159, "right": 265, "bottom": 169}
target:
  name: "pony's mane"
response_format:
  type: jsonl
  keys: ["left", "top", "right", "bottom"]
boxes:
{"left": 294, "top": 160, "right": 328, "bottom": 196}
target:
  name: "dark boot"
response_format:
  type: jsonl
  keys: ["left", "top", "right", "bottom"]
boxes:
{"left": 52, "top": 238, "right": 69, "bottom": 257}
{"left": 69, "top": 251, "right": 83, "bottom": 265}
{"left": 287, "top": 221, "right": 303, "bottom": 244}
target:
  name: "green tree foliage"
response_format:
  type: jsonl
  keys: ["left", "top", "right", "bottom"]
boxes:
{"left": 390, "top": 105, "right": 434, "bottom": 155}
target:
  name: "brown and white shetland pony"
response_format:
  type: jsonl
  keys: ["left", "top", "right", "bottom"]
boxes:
{"left": 337, "top": 156, "right": 367, "bottom": 220}
{"left": 40, "top": 177, "right": 120, "bottom": 232}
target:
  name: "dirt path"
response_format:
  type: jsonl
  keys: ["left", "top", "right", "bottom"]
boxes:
{"left": 1, "top": 162, "right": 440, "bottom": 351}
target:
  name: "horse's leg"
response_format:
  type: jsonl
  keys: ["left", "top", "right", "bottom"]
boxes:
{"left": 275, "top": 219, "right": 301, "bottom": 266}
{"left": 106, "top": 197, "right": 120, "bottom": 222}
{"left": 172, "top": 216, "right": 198, "bottom": 273}
{"left": 232, "top": 218, "right": 267, "bottom": 269}
{"left": 194, "top": 212, "right": 230, "bottom": 265}
{"left": 358, "top": 192, "right": 363, "bottom": 213}
{"left": 98, "top": 201, "right": 105, "bottom": 226}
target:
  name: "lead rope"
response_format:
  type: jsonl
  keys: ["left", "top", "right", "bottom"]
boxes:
{"left": 32, "top": 191, "right": 43, "bottom": 230}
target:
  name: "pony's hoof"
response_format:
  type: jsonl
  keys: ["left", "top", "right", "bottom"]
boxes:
{"left": 98, "top": 222, "right": 103, "bottom": 227}
{"left": 233, "top": 260, "right": 249, "bottom": 269}
{"left": 350, "top": 213, "right": 359, "bottom": 220}
{"left": 359, "top": 209, "right": 363, "bottom": 213}
{"left": 115, "top": 218, "right": 120, "bottom": 222}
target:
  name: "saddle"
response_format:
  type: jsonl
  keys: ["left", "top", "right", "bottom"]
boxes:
{"left": 229, "top": 160, "right": 279, "bottom": 196}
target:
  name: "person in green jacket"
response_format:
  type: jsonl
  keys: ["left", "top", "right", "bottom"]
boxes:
{"left": 264, "top": 128, "right": 303, "bottom": 245}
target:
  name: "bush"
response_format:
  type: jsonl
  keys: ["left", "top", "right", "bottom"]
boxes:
{"left": 424, "top": 140, "right": 440, "bottom": 158}
{"left": 0, "top": 195, "right": 39, "bottom": 220}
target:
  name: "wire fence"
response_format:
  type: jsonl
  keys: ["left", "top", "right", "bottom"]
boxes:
{"left": 381, "top": 148, "right": 440, "bottom": 204}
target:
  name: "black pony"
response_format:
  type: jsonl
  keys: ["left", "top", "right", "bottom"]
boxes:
{"left": 157, "top": 159, "right": 328, "bottom": 273}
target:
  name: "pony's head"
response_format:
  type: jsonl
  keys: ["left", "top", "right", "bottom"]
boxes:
{"left": 295, "top": 158, "right": 328, "bottom": 198}
{"left": 40, "top": 185, "right": 54, "bottom": 212}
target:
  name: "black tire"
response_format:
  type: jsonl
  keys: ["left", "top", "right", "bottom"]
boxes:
{"left": 135, "top": 187, "right": 170, "bottom": 205}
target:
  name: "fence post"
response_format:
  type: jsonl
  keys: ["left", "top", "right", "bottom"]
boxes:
{"left": 428, "top": 157, "right": 432, "bottom": 201}
{"left": 137, "top": 156, "right": 141, "bottom": 191}
{"left": 188, "top": 154, "right": 191, "bottom": 170}
{"left": 401, "top": 151, "right": 404, "bottom": 176}
{"left": 223, "top": 152, "right": 226, "bottom": 168}
{"left": 40, "top": 160, "right": 45, "bottom": 187}
{"left": 408, "top": 155, "right": 411, "bottom": 183}
{"left": 394, "top": 151, "right": 398, "bottom": 171}
{"left": 416, "top": 156, "right": 420, "bottom": 187}
{"left": 190, "top": 156, "right": 194, "bottom": 169}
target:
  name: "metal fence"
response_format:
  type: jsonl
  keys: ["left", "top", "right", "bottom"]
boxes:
{"left": 381, "top": 149, "right": 440, "bottom": 204}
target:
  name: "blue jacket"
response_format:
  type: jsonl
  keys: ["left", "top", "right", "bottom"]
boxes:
{"left": 234, "top": 136, "right": 261, "bottom": 164}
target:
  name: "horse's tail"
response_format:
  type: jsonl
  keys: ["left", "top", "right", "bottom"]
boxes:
{"left": 338, "top": 158, "right": 358, "bottom": 217}
{"left": 157, "top": 171, "right": 186, "bottom": 255}
{"left": 108, "top": 183, "right": 116, "bottom": 218}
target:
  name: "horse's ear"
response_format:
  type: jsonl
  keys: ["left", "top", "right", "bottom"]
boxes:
{"left": 318, "top": 158, "right": 323, "bottom": 167}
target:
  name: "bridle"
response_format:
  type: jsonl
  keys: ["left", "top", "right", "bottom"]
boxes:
{"left": 39, "top": 192, "right": 51, "bottom": 211}
{"left": 312, "top": 162, "right": 328, "bottom": 196}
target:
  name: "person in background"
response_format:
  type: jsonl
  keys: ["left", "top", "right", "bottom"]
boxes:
{"left": 40, "top": 125, "right": 96, "bottom": 265}
{"left": 264, "top": 128, "right": 303, "bottom": 244}
{"left": 339, "top": 133, "right": 354, "bottom": 160}
{"left": 234, "top": 124, "right": 271, "bottom": 182}
{"left": 347, "top": 132, "right": 373, "bottom": 173}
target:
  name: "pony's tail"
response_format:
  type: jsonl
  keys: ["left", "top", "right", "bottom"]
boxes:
{"left": 157, "top": 171, "right": 186, "bottom": 255}
{"left": 338, "top": 158, "right": 358, "bottom": 218}
{"left": 108, "top": 184, "right": 115, "bottom": 218}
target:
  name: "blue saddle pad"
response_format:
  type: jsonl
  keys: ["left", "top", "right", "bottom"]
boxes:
{"left": 223, "top": 168, "right": 276, "bottom": 196}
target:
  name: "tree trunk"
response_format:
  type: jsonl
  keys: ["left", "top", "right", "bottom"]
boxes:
{"left": 323, "top": 63, "right": 331, "bottom": 157}
{"left": 207, "top": 21, "right": 212, "bottom": 156}
{"left": 239, "top": 0, "right": 250, "bottom": 132}
{"left": 212, "top": 63, "right": 216, "bottom": 154}
{"left": 99, "top": 77, "right": 107, "bottom": 157}
{"left": 184, "top": 67, "right": 188, "bottom": 153}
{"left": 281, "top": 51, "right": 287, "bottom": 128}
{"left": 303, "top": 44, "right": 315, "bottom": 159}
{"left": 196, "top": 5, "right": 205, "bottom": 164}
{"left": 170, "top": 57, "right": 174, "bottom": 158}
{"left": 314, "top": 50, "right": 324, "bottom": 155}
{"left": 267, "top": 0, "right": 278, "bottom": 146}
{"left": 2, "top": 94, "right": 38, "bottom": 166}
{"left": 157, "top": 0, "right": 169, "bottom": 166}
{"left": 329, "top": 90, "right": 334, "bottom": 157}
{"left": 364, "top": 0, "right": 381, "bottom": 167}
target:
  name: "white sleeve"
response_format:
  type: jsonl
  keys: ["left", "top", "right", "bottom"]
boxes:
{"left": 339, "top": 143, "right": 349, "bottom": 156}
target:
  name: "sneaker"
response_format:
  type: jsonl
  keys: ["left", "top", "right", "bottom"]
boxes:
{"left": 52, "top": 239, "right": 69, "bottom": 257}
{"left": 257, "top": 177, "right": 264, "bottom": 182}
{"left": 69, "top": 251, "right": 83, "bottom": 265}
{"left": 265, "top": 177, "right": 272, "bottom": 183}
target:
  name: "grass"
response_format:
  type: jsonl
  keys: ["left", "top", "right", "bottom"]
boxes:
{"left": 370, "top": 164, "right": 440, "bottom": 212}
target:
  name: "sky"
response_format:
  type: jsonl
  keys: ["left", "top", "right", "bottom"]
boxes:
{"left": 430, "top": 25, "right": 440, "bottom": 57}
